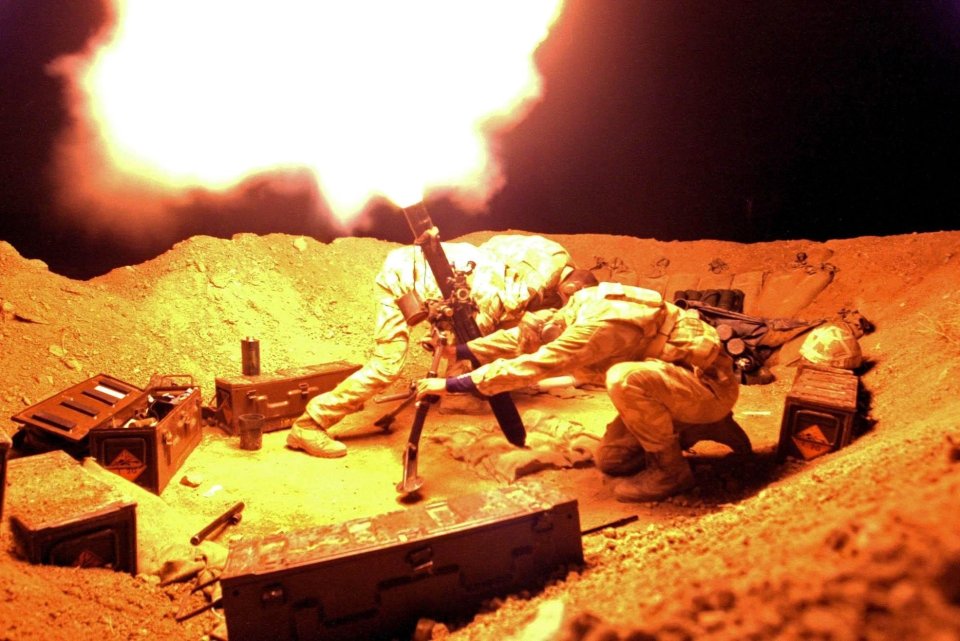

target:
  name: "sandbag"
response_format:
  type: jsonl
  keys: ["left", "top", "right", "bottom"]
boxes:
{"left": 589, "top": 256, "right": 639, "bottom": 286}
{"left": 755, "top": 268, "right": 834, "bottom": 318}
{"left": 634, "top": 275, "right": 669, "bottom": 296}
{"left": 731, "top": 270, "right": 766, "bottom": 316}
{"left": 673, "top": 288, "right": 745, "bottom": 313}
{"left": 427, "top": 409, "right": 600, "bottom": 482}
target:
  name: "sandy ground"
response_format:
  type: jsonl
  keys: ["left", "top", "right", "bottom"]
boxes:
{"left": 1, "top": 228, "right": 959, "bottom": 640}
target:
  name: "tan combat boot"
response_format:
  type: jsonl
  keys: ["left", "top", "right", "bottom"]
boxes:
{"left": 678, "top": 413, "right": 753, "bottom": 455}
{"left": 596, "top": 415, "right": 647, "bottom": 476}
{"left": 614, "top": 438, "right": 694, "bottom": 502}
{"left": 286, "top": 425, "right": 347, "bottom": 458}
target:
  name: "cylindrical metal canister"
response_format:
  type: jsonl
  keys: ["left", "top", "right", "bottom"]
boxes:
{"left": 241, "top": 337, "right": 260, "bottom": 376}
{"left": 725, "top": 337, "right": 746, "bottom": 356}
{"left": 395, "top": 290, "right": 428, "bottom": 326}
{"left": 716, "top": 323, "right": 735, "bottom": 342}
{"left": 237, "top": 413, "right": 264, "bottom": 451}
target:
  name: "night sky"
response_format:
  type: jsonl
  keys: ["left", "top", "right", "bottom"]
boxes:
{"left": 2, "top": 0, "right": 959, "bottom": 279}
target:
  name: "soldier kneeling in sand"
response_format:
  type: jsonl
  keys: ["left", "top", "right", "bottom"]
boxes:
{"left": 416, "top": 277, "right": 751, "bottom": 502}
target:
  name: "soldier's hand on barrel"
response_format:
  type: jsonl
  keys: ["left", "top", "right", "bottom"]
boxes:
{"left": 416, "top": 378, "right": 447, "bottom": 400}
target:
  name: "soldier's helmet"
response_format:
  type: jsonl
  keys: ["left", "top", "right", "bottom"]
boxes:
{"left": 799, "top": 323, "right": 863, "bottom": 369}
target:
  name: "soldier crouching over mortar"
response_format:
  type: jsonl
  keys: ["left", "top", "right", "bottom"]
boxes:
{"left": 286, "top": 234, "right": 586, "bottom": 458}
{"left": 416, "top": 279, "right": 750, "bottom": 502}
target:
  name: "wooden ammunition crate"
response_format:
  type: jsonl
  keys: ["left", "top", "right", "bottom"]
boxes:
{"left": 6, "top": 450, "right": 137, "bottom": 574}
{"left": 88, "top": 380, "right": 203, "bottom": 495}
{"left": 0, "top": 425, "right": 10, "bottom": 522}
{"left": 220, "top": 483, "right": 583, "bottom": 641}
{"left": 213, "top": 361, "right": 360, "bottom": 435}
{"left": 777, "top": 364, "right": 859, "bottom": 461}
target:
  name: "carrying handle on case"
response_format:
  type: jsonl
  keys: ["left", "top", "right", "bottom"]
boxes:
{"left": 147, "top": 373, "right": 197, "bottom": 391}
{"left": 157, "top": 373, "right": 196, "bottom": 388}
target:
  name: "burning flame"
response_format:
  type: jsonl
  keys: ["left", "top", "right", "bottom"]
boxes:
{"left": 49, "top": 1, "right": 564, "bottom": 234}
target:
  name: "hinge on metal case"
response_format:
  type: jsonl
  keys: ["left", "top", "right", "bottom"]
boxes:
{"left": 298, "top": 382, "right": 310, "bottom": 397}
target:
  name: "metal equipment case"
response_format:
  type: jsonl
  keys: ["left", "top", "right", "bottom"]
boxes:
{"left": 6, "top": 450, "right": 137, "bottom": 574}
{"left": 88, "top": 378, "right": 203, "bottom": 494}
{"left": 220, "top": 483, "right": 583, "bottom": 641}
{"left": 212, "top": 361, "right": 360, "bottom": 435}
{"left": 11, "top": 374, "right": 203, "bottom": 494}
{"left": 777, "top": 363, "right": 859, "bottom": 461}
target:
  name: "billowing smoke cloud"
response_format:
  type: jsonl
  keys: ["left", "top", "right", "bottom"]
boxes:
{"left": 47, "top": 1, "right": 563, "bottom": 243}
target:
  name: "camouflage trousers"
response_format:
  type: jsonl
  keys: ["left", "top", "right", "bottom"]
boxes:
{"left": 298, "top": 338, "right": 409, "bottom": 430}
{"left": 299, "top": 376, "right": 378, "bottom": 430}
{"left": 604, "top": 352, "right": 740, "bottom": 453}
{"left": 297, "top": 340, "right": 468, "bottom": 431}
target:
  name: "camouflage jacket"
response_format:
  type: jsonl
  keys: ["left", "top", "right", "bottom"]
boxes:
{"left": 373, "top": 235, "right": 575, "bottom": 353}
{"left": 478, "top": 234, "right": 576, "bottom": 321}
{"left": 337, "top": 238, "right": 572, "bottom": 403}
{"left": 459, "top": 283, "right": 722, "bottom": 397}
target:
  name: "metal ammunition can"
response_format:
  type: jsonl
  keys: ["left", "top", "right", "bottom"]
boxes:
{"left": 776, "top": 364, "right": 859, "bottom": 461}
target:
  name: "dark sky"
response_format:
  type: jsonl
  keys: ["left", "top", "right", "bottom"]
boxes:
{"left": 2, "top": 0, "right": 959, "bottom": 279}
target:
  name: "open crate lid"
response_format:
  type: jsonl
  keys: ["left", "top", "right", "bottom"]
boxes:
{"left": 10, "top": 374, "right": 143, "bottom": 443}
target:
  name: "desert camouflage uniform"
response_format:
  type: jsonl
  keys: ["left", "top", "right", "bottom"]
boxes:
{"left": 478, "top": 235, "right": 575, "bottom": 320}
{"left": 457, "top": 282, "right": 740, "bottom": 452}
{"left": 298, "top": 237, "right": 574, "bottom": 431}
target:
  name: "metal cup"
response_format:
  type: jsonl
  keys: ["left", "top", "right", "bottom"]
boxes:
{"left": 238, "top": 413, "right": 264, "bottom": 451}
